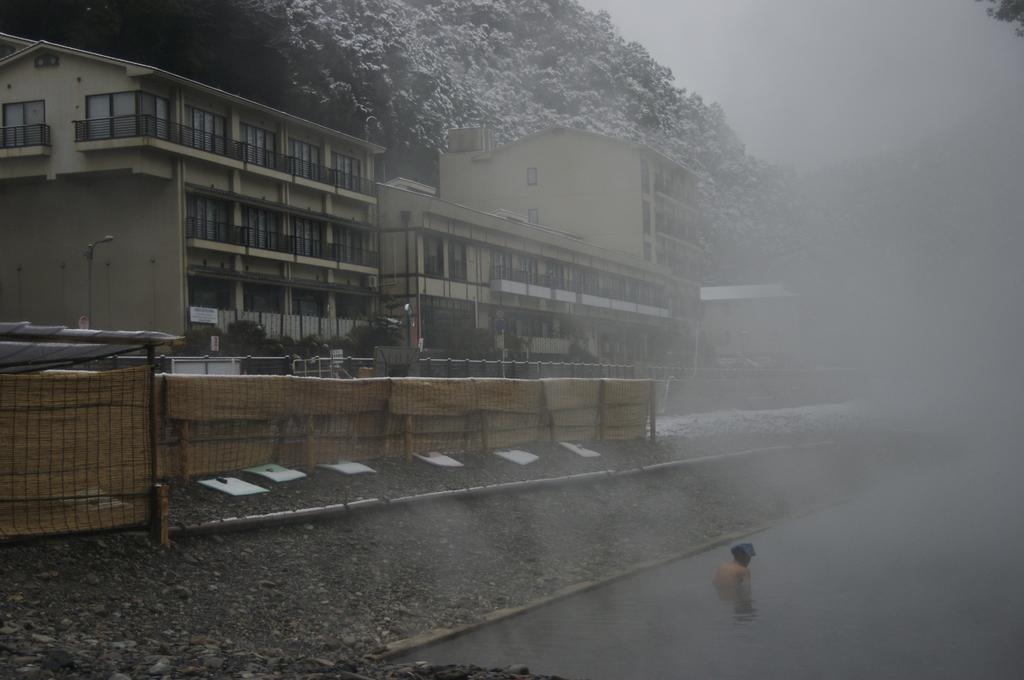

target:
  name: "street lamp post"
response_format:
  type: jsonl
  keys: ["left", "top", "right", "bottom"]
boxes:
{"left": 84, "top": 235, "right": 114, "bottom": 328}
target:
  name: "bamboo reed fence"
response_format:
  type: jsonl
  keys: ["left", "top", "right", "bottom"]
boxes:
{"left": 0, "top": 371, "right": 652, "bottom": 540}
{"left": 156, "top": 376, "right": 653, "bottom": 480}
{"left": 0, "top": 367, "right": 152, "bottom": 538}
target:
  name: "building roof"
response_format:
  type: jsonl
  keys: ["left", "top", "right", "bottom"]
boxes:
{"left": 701, "top": 284, "right": 796, "bottom": 301}
{"left": 480, "top": 125, "right": 697, "bottom": 178}
{"left": 0, "top": 35, "right": 385, "bottom": 153}
{"left": 0, "top": 32, "right": 33, "bottom": 49}
{"left": 0, "top": 322, "right": 181, "bottom": 373}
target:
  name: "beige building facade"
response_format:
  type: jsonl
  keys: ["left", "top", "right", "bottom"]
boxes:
{"left": 440, "top": 126, "right": 703, "bottom": 321}
{"left": 0, "top": 35, "right": 383, "bottom": 337}
{"left": 379, "top": 181, "right": 679, "bottom": 362}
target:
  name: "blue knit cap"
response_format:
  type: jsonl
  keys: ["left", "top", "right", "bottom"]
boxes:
{"left": 732, "top": 543, "right": 756, "bottom": 557}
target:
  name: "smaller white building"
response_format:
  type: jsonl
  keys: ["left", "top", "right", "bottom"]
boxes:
{"left": 700, "top": 284, "right": 801, "bottom": 367}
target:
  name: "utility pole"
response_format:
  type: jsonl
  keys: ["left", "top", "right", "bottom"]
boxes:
{"left": 84, "top": 235, "right": 114, "bottom": 328}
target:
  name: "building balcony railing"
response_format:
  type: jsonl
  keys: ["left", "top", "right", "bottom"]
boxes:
{"left": 490, "top": 266, "right": 668, "bottom": 309}
{"left": 187, "top": 218, "right": 378, "bottom": 267}
{"left": 326, "top": 242, "right": 379, "bottom": 268}
{"left": 73, "top": 115, "right": 376, "bottom": 196}
{"left": 0, "top": 123, "right": 51, "bottom": 148}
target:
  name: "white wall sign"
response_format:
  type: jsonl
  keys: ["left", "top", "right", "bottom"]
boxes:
{"left": 189, "top": 306, "right": 218, "bottom": 324}
{"left": 210, "top": 335, "right": 220, "bottom": 353}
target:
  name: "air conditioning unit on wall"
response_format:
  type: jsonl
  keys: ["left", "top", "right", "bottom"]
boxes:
{"left": 365, "top": 274, "right": 379, "bottom": 291}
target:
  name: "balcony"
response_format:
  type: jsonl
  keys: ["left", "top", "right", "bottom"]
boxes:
{"left": 187, "top": 218, "right": 378, "bottom": 267}
{"left": 73, "top": 115, "right": 377, "bottom": 197}
{"left": 489, "top": 266, "right": 670, "bottom": 318}
{"left": 0, "top": 124, "right": 51, "bottom": 158}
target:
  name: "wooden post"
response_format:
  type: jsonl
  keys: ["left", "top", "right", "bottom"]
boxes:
{"left": 150, "top": 483, "right": 170, "bottom": 547}
{"left": 146, "top": 346, "right": 158, "bottom": 485}
{"left": 178, "top": 420, "right": 191, "bottom": 482}
{"left": 304, "top": 415, "right": 316, "bottom": 472}
{"left": 649, "top": 379, "right": 657, "bottom": 443}
{"left": 404, "top": 414, "right": 414, "bottom": 462}
{"left": 598, "top": 379, "right": 607, "bottom": 441}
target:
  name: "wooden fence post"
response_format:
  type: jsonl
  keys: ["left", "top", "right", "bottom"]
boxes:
{"left": 649, "top": 379, "right": 657, "bottom": 443}
{"left": 150, "top": 483, "right": 170, "bottom": 547}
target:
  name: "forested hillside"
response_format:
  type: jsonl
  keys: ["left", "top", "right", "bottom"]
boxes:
{"left": 0, "top": 0, "right": 798, "bottom": 278}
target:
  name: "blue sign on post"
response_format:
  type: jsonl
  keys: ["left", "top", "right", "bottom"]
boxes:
{"left": 494, "top": 318, "right": 506, "bottom": 333}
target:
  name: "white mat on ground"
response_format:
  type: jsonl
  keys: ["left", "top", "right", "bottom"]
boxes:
{"left": 414, "top": 453, "right": 464, "bottom": 467}
{"left": 244, "top": 463, "right": 307, "bottom": 483}
{"left": 494, "top": 449, "right": 539, "bottom": 465}
{"left": 198, "top": 477, "right": 270, "bottom": 496}
{"left": 558, "top": 441, "right": 601, "bottom": 458}
{"left": 318, "top": 461, "right": 378, "bottom": 475}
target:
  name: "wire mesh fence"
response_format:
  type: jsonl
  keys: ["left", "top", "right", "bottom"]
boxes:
{"left": 155, "top": 376, "right": 654, "bottom": 480}
{"left": 0, "top": 367, "right": 152, "bottom": 539}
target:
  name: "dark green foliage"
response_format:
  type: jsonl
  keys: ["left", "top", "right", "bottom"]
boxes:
{"left": 979, "top": 0, "right": 1024, "bottom": 36}
{"left": 343, "top": 321, "right": 402, "bottom": 357}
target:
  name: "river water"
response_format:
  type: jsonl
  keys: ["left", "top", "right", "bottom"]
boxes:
{"left": 400, "top": 455, "right": 1024, "bottom": 678}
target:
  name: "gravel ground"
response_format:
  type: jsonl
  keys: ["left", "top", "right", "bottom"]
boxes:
{"left": 0, "top": 431, "right": 916, "bottom": 679}
{"left": 168, "top": 431, "right": 844, "bottom": 527}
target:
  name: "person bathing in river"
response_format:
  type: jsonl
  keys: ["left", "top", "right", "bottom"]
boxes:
{"left": 713, "top": 543, "right": 755, "bottom": 596}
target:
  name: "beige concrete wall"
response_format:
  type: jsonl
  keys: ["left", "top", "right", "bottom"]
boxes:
{"left": 0, "top": 52, "right": 179, "bottom": 181}
{"left": 440, "top": 130, "right": 646, "bottom": 257}
{"left": 0, "top": 173, "right": 184, "bottom": 333}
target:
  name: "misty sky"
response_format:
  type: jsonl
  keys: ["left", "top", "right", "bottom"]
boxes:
{"left": 579, "top": 0, "right": 1024, "bottom": 168}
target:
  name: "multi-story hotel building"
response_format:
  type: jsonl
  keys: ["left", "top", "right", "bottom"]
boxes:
{"left": 379, "top": 178, "right": 678, "bottom": 363}
{"left": 0, "top": 35, "right": 383, "bottom": 337}
{"left": 376, "top": 127, "right": 702, "bottom": 362}
{"left": 439, "top": 126, "right": 703, "bottom": 321}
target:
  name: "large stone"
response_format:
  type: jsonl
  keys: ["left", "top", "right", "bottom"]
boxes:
{"left": 41, "top": 649, "right": 76, "bottom": 671}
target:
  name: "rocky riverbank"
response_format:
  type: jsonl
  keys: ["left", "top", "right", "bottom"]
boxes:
{"left": 0, "top": 431, "right": 907, "bottom": 679}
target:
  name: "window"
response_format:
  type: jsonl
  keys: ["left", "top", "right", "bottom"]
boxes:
{"left": 241, "top": 123, "right": 276, "bottom": 168}
{"left": 333, "top": 152, "right": 363, "bottom": 191}
{"left": 644, "top": 242, "right": 652, "bottom": 261}
{"left": 424, "top": 236, "right": 445, "bottom": 277}
{"left": 333, "top": 225, "right": 370, "bottom": 264}
{"left": 643, "top": 201, "right": 651, "bottom": 234}
{"left": 186, "top": 194, "right": 229, "bottom": 241}
{"left": 242, "top": 207, "right": 282, "bottom": 251}
{"left": 547, "top": 261, "right": 565, "bottom": 289}
{"left": 517, "top": 255, "right": 538, "bottom": 282}
{"left": 289, "top": 138, "right": 321, "bottom": 180}
{"left": 641, "top": 159, "right": 650, "bottom": 194}
{"left": 491, "top": 250, "right": 513, "bottom": 279}
{"left": 188, "top": 276, "right": 232, "bottom": 310}
{"left": 292, "top": 289, "right": 326, "bottom": 317}
{"left": 528, "top": 208, "right": 539, "bottom": 224}
{"left": 527, "top": 167, "right": 538, "bottom": 185}
{"left": 449, "top": 241, "right": 468, "bottom": 281}
{"left": 85, "top": 91, "right": 168, "bottom": 139}
{"left": 185, "top": 106, "right": 226, "bottom": 154}
{"left": 33, "top": 53, "right": 59, "bottom": 68}
{"left": 2, "top": 100, "right": 45, "bottom": 147}
{"left": 293, "top": 218, "right": 324, "bottom": 258}
{"left": 243, "top": 283, "right": 282, "bottom": 313}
